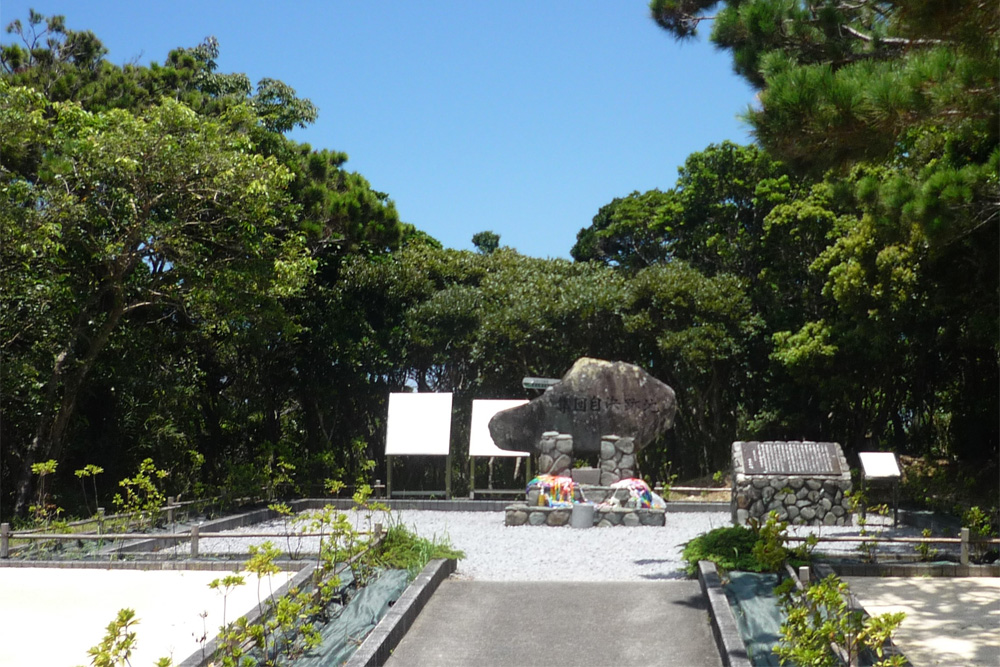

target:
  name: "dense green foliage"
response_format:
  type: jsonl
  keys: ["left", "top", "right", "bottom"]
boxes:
{"left": 774, "top": 574, "right": 906, "bottom": 666}
{"left": 680, "top": 524, "right": 762, "bottom": 576}
{"left": 1, "top": 6, "right": 996, "bottom": 518}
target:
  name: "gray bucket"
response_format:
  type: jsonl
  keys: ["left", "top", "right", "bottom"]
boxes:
{"left": 570, "top": 503, "right": 595, "bottom": 529}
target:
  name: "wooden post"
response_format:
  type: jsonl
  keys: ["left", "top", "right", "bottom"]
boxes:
{"left": 190, "top": 525, "right": 200, "bottom": 558}
{"left": 166, "top": 496, "right": 175, "bottom": 526}
{"left": 386, "top": 456, "right": 393, "bottom": 500}
{"left": 960, "top": 527, "right": 970, "bottom": 566}
{"left": 445, "top": 454, "right": 452, "bottom": 499}
{"left": 469, "top": 457, "right": 476, "bottom": 500}
{"left": 1, "top": 523, "right": 10, "bottom": 559}
{"left": 525, "top": 455, "right": 532, "bottom": 483}
{"left": 97, "top": 507, "right": 105, "bottom": 535}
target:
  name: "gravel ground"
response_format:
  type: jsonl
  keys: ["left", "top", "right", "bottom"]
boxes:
{"left": 186, "top": 509, "right": 947, "bottom": 581}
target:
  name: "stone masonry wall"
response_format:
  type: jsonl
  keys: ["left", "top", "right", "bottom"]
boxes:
{"left": 732, "top": 442, "right": 852, "bottom": 526}
{"left": 504, "top": 504, "right": 665, "bottom": 527}
{"left": 536, "top": 432, "right": 637, "bottom": 485}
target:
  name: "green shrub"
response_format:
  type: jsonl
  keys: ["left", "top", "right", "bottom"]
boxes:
{"left": 681, "top": 525, "right": 761, "bottom": 576}
{"left": 683, "top": 512, "right": 813, "bottom": 577}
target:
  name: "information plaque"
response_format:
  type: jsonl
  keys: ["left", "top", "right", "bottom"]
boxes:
{"left": 741, "top": 441, "right": 843, "bottom": 476}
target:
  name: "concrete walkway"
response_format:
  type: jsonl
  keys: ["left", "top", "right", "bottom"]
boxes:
{"left": 384, "top": 580, "right": 722, "bottom": 667}
{"left": 846, "top": 576, "right": 1000, "bottom": 667}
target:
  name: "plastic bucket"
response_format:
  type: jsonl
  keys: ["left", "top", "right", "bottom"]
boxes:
{"left": 570, "top": 503, "right": 595, "bottom": 529}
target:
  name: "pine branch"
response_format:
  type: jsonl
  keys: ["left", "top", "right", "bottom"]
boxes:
{"left": 840, "top": 24, "right": 945, "bottom": 46}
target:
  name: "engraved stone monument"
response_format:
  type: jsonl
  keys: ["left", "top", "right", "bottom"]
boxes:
{"left": 731, "top": 441, "right": 852, "bottom": 526}
{"left": 497, "top": 358, "right": 676, "bottom": 527}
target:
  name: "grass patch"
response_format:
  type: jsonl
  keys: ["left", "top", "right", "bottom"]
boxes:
{"left": 377, "top": 523, "right": 465, "bottom": 579}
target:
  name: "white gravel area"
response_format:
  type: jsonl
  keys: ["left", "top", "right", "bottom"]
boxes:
{"left": 187, "top": 509, "right": 946, "bottom": 581}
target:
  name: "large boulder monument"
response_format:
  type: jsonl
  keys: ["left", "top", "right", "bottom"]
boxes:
{"left": 489, "top": 357, "right": 677, "bottom": 485}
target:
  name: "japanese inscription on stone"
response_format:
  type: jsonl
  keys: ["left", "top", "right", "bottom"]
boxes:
{"left": 742, "top": 441, "right": 842, "bottom": 475}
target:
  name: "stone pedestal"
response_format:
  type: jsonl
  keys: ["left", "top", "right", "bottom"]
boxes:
{"left": 505, "top": 503, "right": 665, "bottom": 527}
{"left": 536, "top": 432, "right": 638, "bottom": 484}
{"left": 731, "top": 441, "right": 852, "bottom": 526}
{"left": 537, "top": 431, "right": 574, "bottom": 477}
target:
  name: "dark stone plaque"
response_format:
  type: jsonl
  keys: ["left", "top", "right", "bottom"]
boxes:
{"left": 742, "top": 441, "right": 843, "bottom": 475}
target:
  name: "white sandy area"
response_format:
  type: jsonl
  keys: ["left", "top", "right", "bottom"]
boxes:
{"left": 0, "top": 567, "right": 293, "bottom": 667}
{"left": 845, "top": 577, "right": 1000, "bottom": 667}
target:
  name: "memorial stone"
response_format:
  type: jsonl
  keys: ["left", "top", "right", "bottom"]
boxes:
{"left": 731, "top": 441, "right": 852, "bottom": 526}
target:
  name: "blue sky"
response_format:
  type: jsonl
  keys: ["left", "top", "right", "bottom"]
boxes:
{"left": 2, "top": 1, "right": 755, "bottom": 258}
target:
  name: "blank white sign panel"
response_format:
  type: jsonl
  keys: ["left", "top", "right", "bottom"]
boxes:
{"left": 859, "top": 451, "right": 901, "bottom": 479}
{"left": 469, "top": 399, "right": 530, "bottom": 457}
{"left": 385, "top": 393, "right": 453, "bottom": 455}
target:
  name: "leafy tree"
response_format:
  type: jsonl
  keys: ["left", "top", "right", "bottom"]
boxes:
{"left": 471, "top": 230, "right": 500, "bottom": 254}
{"left": 1, "top": 84, "right": 313, "bottom": 514}
{"left": 647, "top": 2, "right": 998, "bottom": 463}
{"left": 649, "top": 0, "right": 997, "bottom": 174}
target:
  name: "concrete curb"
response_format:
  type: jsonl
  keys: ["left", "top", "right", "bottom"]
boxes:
{"left": 345, "top": 558, "right": 457, "bottom": 667}
{"left": 698, "top": 561, "right": 752, "bottom": 667}
{"left": 821, "top": 560, "right": 999, "bottom": 577}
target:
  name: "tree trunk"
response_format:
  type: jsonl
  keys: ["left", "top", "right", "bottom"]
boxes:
{"left": 13, "top": 298, "right": 124, "bottom": 516}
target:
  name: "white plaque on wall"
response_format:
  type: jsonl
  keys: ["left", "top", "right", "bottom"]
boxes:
{"left": 469, "top": 399, "right": 529, "bottom": 457}
{"left": 385, "top": 392, "right": 453, "bottom": 455}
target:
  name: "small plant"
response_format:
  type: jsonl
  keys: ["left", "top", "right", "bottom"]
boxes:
{"left": 29, "top": 459, "right": 62, "bottom": 526}
{"left": 209, "top": 575, "right": 248, "bottom": 667}
{"left": 263, "top": 456, "right": 296, "bottom": 501}
{"left": 712, "top": 470, "right": 725, "bottom": 486}
{"left": 915, "top": 528, "right": 938, "bottom": 562}
{"left": 774, "top": 574, "right": 906, "bottom": 666}
{"left": 847, "top": 490, "right": 886, "bottom": 563}
{"left": 749, "top": 512, "right": 793, "bottom": 572}
{"left": 268, "top": 502, "right": 301, "bottom": 560}
{"left": 214, "top": 542, "right": 321, "bottom": 666}
{"left": 962, "top": 505, "right": 997, "bottom": 562}
{"left": 75, "top": 464, "right": 104, "bottom": 517}
{"left": 80, "top": 607, "right": 173, "bottom": 667}
{"left": 113, "top": 458, "right": 169, "bottom": 531}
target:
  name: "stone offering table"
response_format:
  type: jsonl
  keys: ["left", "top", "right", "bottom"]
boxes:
{"left": 506, "top": 477, "right": 666, "bottom": 527}
{"left": 504, "top": 503, "right": 665, "bottom": 527}
{"left": 731, "top": 440, "right": 852, "bottom": 526}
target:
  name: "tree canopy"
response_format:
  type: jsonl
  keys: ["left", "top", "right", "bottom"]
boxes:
{"left": 1, "top": 7, "right": 995, "bottom": 519}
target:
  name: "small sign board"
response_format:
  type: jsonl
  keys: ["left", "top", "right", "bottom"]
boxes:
{"left": 859, "top": 452, "right": 901, "bottom": 479}
{"left": 522, "top": 377, "right": 560, "bottom": 390}
{"left": 742, "top": 441, "right": 843, "bottom": 476}
{"left": 385, "top": 392, "right": 453, "bottom": 455}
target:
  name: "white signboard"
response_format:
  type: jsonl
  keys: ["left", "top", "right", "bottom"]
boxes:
{"left": 858, "top": 452, "right": 901, "bottom": 479}
{"left": 385, "top": 393, "right": 453, "bottom": 455}
{"left": 469, "top": 399, "right": 529, "bottom": 457}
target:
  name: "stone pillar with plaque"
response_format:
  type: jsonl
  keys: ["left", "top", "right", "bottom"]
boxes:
{"left": 731, "top": 441, "right": 852, "bottom": 526}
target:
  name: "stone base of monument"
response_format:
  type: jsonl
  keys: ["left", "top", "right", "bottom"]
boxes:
{"left": 504, "top": 503, "right": 666, "bottom": 527}
{"left": 526, "top": 484, "right": 644, "bottom": 506}
{"left": 732, "top": 441, "right": 853, "bottom": 527}
{"left": 536, "top": 432, "right": 637, "bottom": 485}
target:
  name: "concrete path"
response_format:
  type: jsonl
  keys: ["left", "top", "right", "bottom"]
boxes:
{"left": 385, "top": 580, "right": 722, "bottom": 667}
{"left": 0, "top": 567, "right": 292, "bottom": 667}
{"left": 846, "top": 576, "right": 1000, "bottom": 667}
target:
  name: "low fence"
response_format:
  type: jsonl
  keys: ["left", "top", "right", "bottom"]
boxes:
{"left": 783, "top": 530, "right": 1000, "bottom": 567}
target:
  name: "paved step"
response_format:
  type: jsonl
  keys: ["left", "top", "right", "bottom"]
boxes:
{"left": 385, "top": 580, "right": 722, "bottom": 667}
